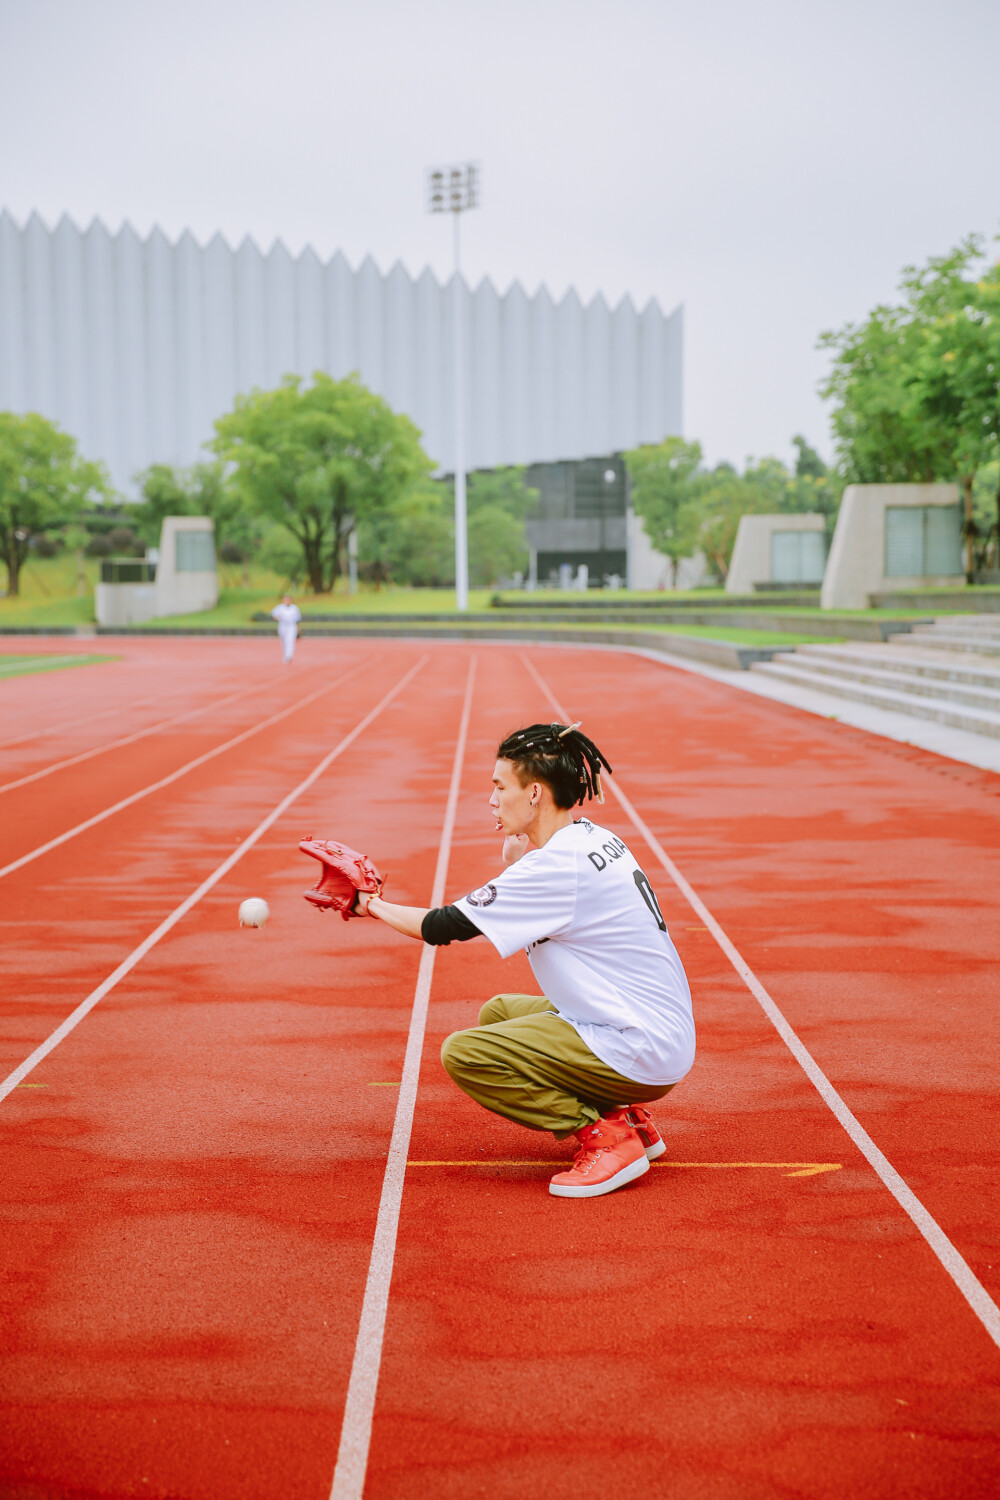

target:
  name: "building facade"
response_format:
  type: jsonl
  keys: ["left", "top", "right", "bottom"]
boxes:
{"left": 524, "top": 456, "right": 628, "bottom": 585}
{"left": 0, "top": 210, "right": 682, "bottom": 578}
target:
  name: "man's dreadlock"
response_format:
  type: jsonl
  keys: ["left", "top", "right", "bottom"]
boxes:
{"left": 496, "top": 722, "right": 613, "bottom": 809}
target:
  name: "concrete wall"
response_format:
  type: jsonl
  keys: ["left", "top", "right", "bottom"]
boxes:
{"left": 94, "top": 581, "right": 157, "bottom": 627}
{"left": 94, "top": 515, "right": 218, "bottom": 623}
{"left": 625, "top": 507, "right": 710, "bottom": 591}
{"left": 727, "top": 512, "right": 825, "bottom": 595}
{"left": 627, "top": 506, "right": 671, "bottom": 589}
{"left": 821, "top": 483, "right": 962, "bottom": 610}
{"left": 0, "top": 210, "right": 683, "bottom": 492}
{"left": 155, "top": 516, "right": 217, "bottom": 616}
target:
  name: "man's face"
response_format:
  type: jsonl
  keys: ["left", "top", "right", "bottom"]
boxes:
{"left": 489, "top": 759, "right": 536, "bottom": 834}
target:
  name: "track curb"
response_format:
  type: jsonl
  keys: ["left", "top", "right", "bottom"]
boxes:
{"left": 0, "top": 623, "right": 796, "bottom": 670}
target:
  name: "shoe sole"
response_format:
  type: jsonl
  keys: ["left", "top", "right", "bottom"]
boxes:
{"left": 643, "top": 1138, "right": 666, "bottom": 1161}
{"left": 549, "top": 1152, "right": 650, "bottom": 1198}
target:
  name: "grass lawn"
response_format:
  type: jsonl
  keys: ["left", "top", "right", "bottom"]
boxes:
{"left": 625, "top": 623, "right": 842, "bottom": 647}
{"left": 554, "top": 622, "right": 841, "bottom": 647}
{"left": 0, "top": 652, "right": 117, "bottom": 679}
{"left": 139, "top": 585, "right": 502, "bottom": 627}
{"left": 1, "top": 554, "right": 992, "bottom": 630}
{"left": 0, "top": 558, "right": 501, "bottom": 626}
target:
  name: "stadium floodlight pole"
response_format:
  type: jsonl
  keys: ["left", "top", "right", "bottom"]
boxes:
{"left": 426, "top": 161, "right": 481, "bottom": 612}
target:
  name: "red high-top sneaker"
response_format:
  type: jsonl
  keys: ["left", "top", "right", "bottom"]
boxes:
{"left": 605, "top": 1105, "right": 666, "bottom": 1161}
{"left": 548, "top": 1116, "right": 650, "bottom": 1198}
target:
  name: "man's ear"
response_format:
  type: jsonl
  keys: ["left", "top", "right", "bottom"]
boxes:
{"left": 529, "top": 781, "right": 542, "bottom": 806}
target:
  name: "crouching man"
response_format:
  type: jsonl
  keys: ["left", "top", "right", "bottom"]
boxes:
{"left": 356, "top": 722, "right": 696, "bottom": 1199}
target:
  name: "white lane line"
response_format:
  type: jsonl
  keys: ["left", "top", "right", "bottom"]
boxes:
{"left": 521, "top": 653, "right": 1000, "bottom": 1354}
{"left": 330, "top": 655, "right": 477, "bottom": 1500}
{"left": 0, "top": 669, "right": 289, "bottom": 794}
{"left": 0, "top": 655, "right": 428, "bottom": 1104}
{"left": 0, "top": 660, "right": 375, "bottom": 882}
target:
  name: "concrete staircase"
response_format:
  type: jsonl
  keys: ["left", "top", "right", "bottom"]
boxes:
{"left": 891, "top": 616, "right": 1000, "bottom": 657}
{"left": 749, "top": 616, "right": 1000, "bottom": 738}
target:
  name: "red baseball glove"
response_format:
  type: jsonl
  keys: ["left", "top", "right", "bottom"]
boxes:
{"left": 299, "top": 838, "right": 385, "bottom": 920}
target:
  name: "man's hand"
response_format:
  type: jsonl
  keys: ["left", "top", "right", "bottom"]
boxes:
{"left": 299, "top": 838, "right": 385, "bottom": 920}
{"left": 502, "top": 833, "right": 530, "bottom": 866}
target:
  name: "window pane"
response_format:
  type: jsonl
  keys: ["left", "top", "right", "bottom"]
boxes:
{"left": 799, "top": 530, "right": 827, "bottom": 582}
{"left": 175, "top": 531, "right": 216, "bottom": 572}
{"left": 770, "top": 531, "right": 802, "bottom": 582}
{"left": 884, "top": 508, "right": 924, "bottom": 577}
{"left": 924, "top": 504, "right": 963, "bottom": 576}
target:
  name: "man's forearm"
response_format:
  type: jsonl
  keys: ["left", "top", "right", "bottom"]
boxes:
{"left": 365, "top": 895, "right": 429, "bottom": 939}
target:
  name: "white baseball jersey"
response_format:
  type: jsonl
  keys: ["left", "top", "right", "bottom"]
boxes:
{"left": 456, "top": 819, "right": 695, "bottom": 1086}
{"left": 271, "top": 603, "right": 302, "bottom": 627}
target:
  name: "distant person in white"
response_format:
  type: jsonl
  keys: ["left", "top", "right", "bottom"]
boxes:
{"left": 271, "top": 595, "right": 302, "bottom": 663}
{"left": 352, "top": 722, "right": 696, "bottom": 1199}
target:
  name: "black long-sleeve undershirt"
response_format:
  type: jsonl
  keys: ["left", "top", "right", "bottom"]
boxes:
{"left": 420, "top": 904, "right": 482, "bottom": 946}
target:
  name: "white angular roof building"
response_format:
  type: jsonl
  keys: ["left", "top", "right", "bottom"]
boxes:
{"left": 0, "top": 211, "right": 683, "bottom": 585}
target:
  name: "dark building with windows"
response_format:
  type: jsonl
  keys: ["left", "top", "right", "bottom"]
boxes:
{"left": 524, "top": 456, "right": 628, "bottom": 585}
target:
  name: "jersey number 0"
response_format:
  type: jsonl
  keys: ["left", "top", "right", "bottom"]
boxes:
{"left": 633, "top": 868, "right": 666, "bottom": 932}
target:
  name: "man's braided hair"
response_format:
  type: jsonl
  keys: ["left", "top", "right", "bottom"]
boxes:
{"left": 497, "top": 722, "right": 612, "bottom": 810}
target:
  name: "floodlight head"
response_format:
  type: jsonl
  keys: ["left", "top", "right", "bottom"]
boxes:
{"left": 426, "top": 161, "right": 481, "bottom": 214}
{"left": 603, "top": 468, "right": 616, "bottom": 484}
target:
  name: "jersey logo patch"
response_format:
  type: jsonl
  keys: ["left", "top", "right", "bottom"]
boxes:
{"left": 466, "top": 883, "right": 498, "bottom": 908}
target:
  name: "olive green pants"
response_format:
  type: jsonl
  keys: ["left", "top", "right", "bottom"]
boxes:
{"left": 440, "top": 994, "right": 674, "bottom": 1138}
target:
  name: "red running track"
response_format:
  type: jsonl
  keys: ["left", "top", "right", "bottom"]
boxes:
{"left": 0, "top": 637, "right": 998, "bottom": 1499}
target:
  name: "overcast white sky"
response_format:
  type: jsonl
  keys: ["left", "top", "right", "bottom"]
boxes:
{"left": 3, "top": 0, "right": 999, "bottom": 469}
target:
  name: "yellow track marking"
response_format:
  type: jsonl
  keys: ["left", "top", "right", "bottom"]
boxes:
{"left": 407, "top": 1160, "right": 842, "bottom": 1178}
{"left": 15, "top": 1083, "right": 48, "bottom": 1089}
{"left": 369, "top": 1081, "right": 401, "bottom": 1086}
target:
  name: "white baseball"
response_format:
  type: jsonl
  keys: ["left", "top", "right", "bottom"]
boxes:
{"left": 238, "top": 897, "right": 270, "bottom": 928}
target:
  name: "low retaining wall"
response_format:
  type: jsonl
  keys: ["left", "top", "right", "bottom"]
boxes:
{"left": 491, "top": 591, "right": 822, "bottom": 610}
{"left": 0, "top": 618, "right": 924, "bottom": 665}
{"left": 0, "top": 625, "right": 78, "bottom": 635}
{"left": 250, "top": 609, "right": 922, "bottom": 640}
{"left": 84, "top": 622, "right": 790, "bottom": 670}
{"left": 870, "top": 588, "right": 1000, "bottom": 612}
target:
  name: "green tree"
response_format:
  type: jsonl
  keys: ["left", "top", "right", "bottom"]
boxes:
{"left": 213, "top": 373, "right": 432, "bottom": 594}
{"left": 792, "top": 435, "right": 826, "bottom": 480}
{"left": 787, "top": 435, "right": 842, "bottom": 527}
{"left": 358, "top": 466, "right": 537, "bottom": 589}
{"left": 820, "top": 236, "right": 1000, "bottom": 577}
{"left": 256, "top": 518, "right": 307, "bottom": 586}
{"left": 464, "top": 467, "right": 535, "bottom": 585}
{"left": 132, "top": 463, "right": 188, "bottom": 539}
{"left": 625, "top": 437, "right": 703, "bottom": 571}
{"left": 468, "top": 505, "right": 528, "bottom": 585}
{"left": 965, "top": 266, "right": 1000, "bottom": 562}
{"left": 0, "top": 412, "right": 107, "bottom": 596}
{"left": 62, "top": 521, "right": 91, "bottom": 597}
{"left": 627, "top": 438, "right": 841, "bottom": 583}
{"left": 358, "top": 481, "right": 454, "bottom": 587}
{"left": 133, "top": 460, "right": 261, "bottom": 558}
{"left": 897, "top": 241, "right": 998, "bottom": 574}
{"left": 971, "top": 459, "right": 1000, "bottom": 571}
{"left": 671, "top": 465, "right": 775, "bottom": 582}
{"left": 819, "top": 302, "right": 946, "bottom": 484}
{"left": 467, "top": 466, "right": 538, "bottom": 521}
{"left": 907, "top": 250, "right": 1000, "bottom": 571}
